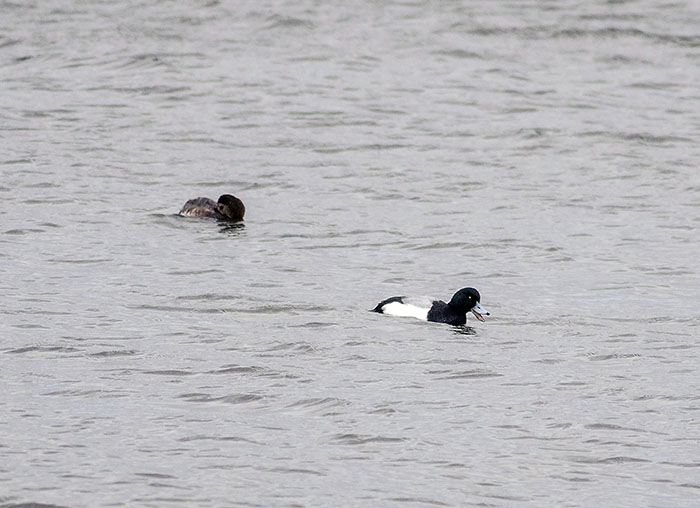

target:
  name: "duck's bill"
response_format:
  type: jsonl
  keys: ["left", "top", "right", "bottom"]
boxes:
{"left": 471, "top": 302, "right": 489, "bottom": 322}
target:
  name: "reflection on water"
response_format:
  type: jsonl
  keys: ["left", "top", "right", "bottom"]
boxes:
{"left": 452, "top": 325, "right": 478, "bottom": 336}
{"left": 218, "top": 222, "right": 246, "bottom": 236}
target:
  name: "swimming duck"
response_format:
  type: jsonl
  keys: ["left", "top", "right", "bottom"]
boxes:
{"left": 372, "top": 287, "right": 489, "bottom": 326}
{"left": 178, "top": 194, "right": 245, "bottom": 222}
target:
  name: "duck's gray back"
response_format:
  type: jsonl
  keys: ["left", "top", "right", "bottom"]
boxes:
{"left": 178, "top": 197, "right": 223, "bottom": 218}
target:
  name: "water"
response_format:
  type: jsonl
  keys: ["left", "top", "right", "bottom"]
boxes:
{"left": 2, "top": 0, "right": 700, "bottom": 506}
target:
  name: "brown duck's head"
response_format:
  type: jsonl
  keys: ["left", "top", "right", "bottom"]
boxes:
{"left": 217, "top": 194, "right": 245, "bottom": 222}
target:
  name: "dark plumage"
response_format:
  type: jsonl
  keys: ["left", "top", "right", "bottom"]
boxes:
{"left": 373, "top": 287, "right": 489, "bottom": 326}
{"left": 178, "top": 194, "right": 245, "bottom": 222}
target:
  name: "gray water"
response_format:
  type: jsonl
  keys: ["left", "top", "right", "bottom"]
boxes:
{"left": 2, "top": 1, "right": 700, "bottom": 506}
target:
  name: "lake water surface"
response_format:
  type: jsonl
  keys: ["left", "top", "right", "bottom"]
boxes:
{"left": 1, "top": 1, "right": 700, "bottom": 506}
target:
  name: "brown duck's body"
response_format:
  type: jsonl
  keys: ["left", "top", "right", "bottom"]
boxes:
{"left": 178, "top": 194, "right": 245, "bottom": 222}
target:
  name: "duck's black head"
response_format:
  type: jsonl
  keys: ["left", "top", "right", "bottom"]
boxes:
{"left": 448, "top": 287, "right": 489, "bottom": 322}
{"left": 217, "top": 194, "right": 245, "bottom": 222}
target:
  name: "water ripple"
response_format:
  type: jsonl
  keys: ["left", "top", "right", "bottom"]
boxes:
{"left": 330, "top": 434, "right": 407, "bottom": 445}
{"left": 178, "top": 393, "right": 265, "bottom": 404}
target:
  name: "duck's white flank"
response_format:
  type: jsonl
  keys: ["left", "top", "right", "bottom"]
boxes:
{"left": 381, "top": 301, "right": 429, "bottom": 321}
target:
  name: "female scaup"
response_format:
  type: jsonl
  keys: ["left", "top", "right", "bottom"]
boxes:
{"left": 178, "top": 194, "right": 245, "bottom": 222}
{"left": 372, "top": 287, "right": 489, "bottom": 326}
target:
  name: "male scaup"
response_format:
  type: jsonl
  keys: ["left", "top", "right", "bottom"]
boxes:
{"left": 178, "top": 194, "right": 245, "bottom": 222}
{"left": 372, "top": 287, "right": 489, "bottom": 326}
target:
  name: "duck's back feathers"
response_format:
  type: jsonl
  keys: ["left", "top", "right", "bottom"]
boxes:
{"left": 372, "top": 296, "right": 405, "bottom": 313}
{"left": 179, "top": 197, "right": 224, "bottom": 219}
